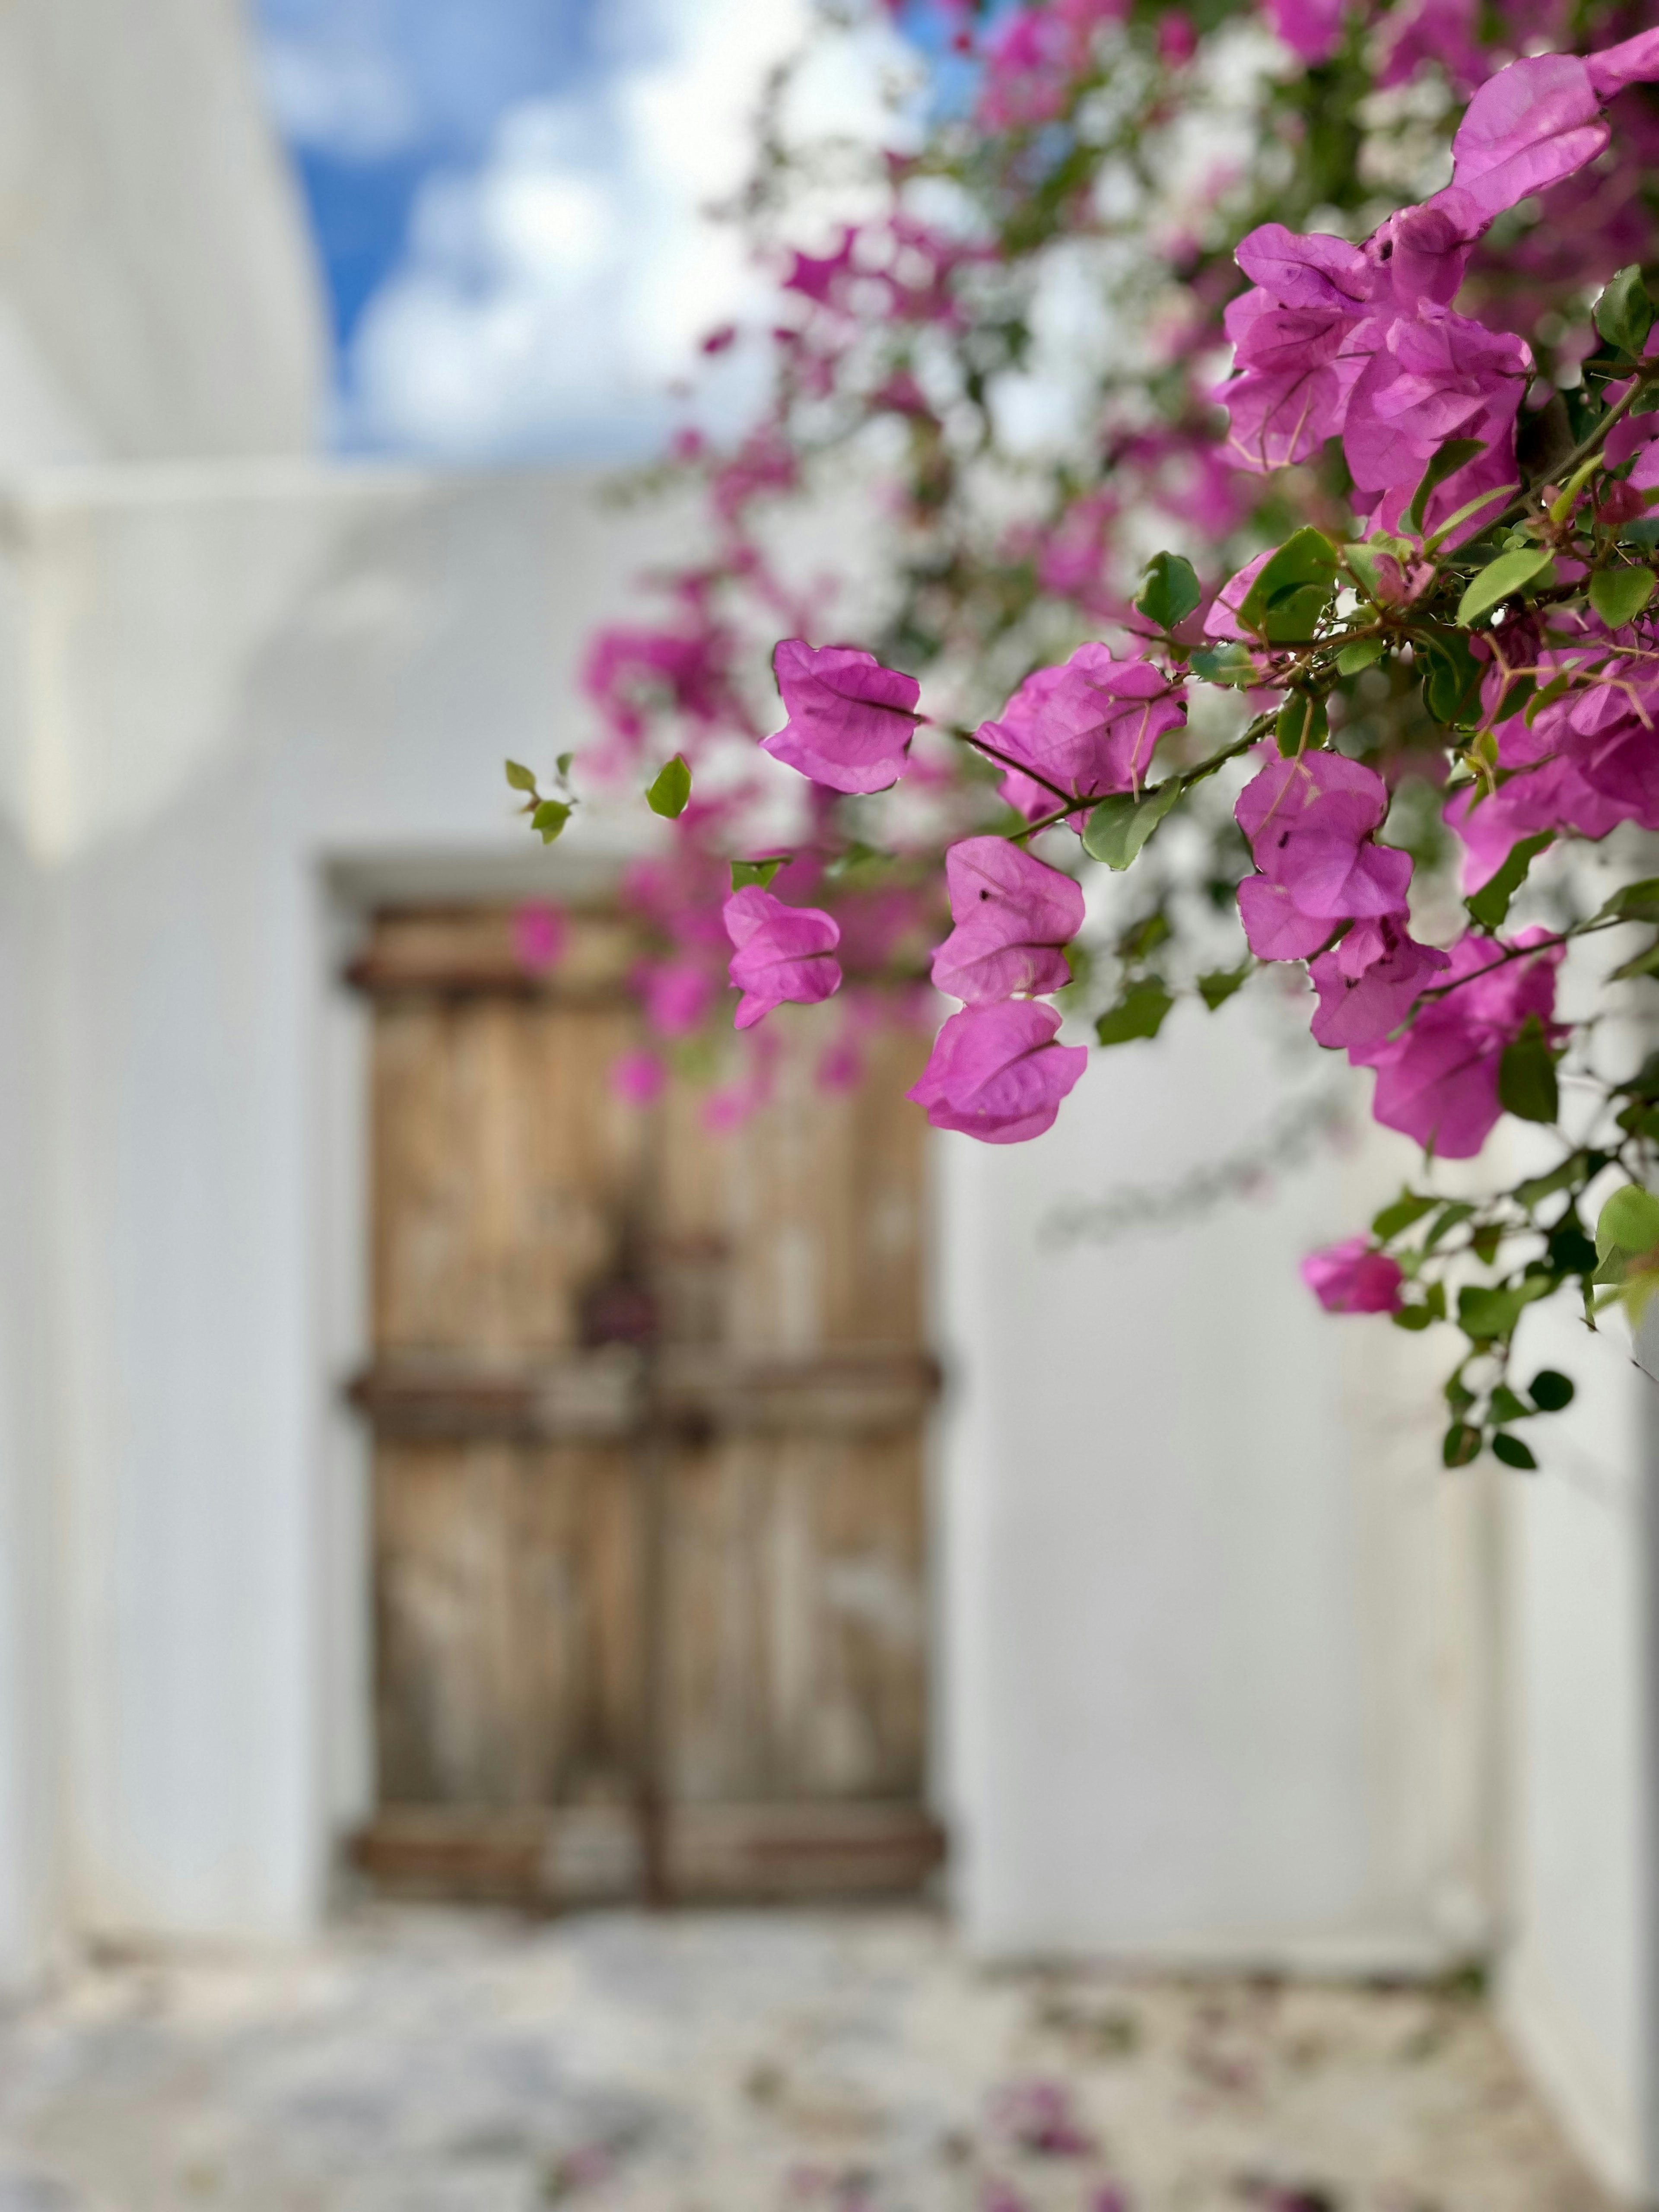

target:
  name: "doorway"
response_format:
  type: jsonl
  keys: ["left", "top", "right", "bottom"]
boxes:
{"left": 344, "top": 902, "right": 942, "bottom": 1905}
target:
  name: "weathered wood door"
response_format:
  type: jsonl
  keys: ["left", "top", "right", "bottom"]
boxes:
{"left": 346, "top": 903, "right": 941, "bottom": 1904}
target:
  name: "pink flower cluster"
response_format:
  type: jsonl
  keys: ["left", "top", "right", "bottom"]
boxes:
{"left": 1445, "top": 610, "right": 1659, "bottom": 889}
{"left": 976, "top": 644, "right": 1188, "bottom": 824}
{"left": 1220, "top": 36, "right": 1659, "bottom": 538}
{"left": 1230, "top": 742, "right": 1564, "bottom": 1158}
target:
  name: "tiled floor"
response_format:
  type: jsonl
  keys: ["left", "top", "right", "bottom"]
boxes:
{"left": 0, "top": 1908, "right": 1609, "bottom": 2212}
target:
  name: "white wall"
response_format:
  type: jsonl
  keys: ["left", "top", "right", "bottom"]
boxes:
{"left": 939, "top": 1019, "right": 1502, "bottom": 1968}
{"left": 0, "top": 0, "right": 324, "bottom": 466}
{"left": 0, "top": 0, "right": 328, "bottom": 1985}
{"left": 1497, "top": 1292, "right": 1656, "bottom": 2200}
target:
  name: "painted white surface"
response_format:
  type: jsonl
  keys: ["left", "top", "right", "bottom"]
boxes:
{"left": 0, "top": 0, "right": 327, "bottom": 1987}
{"left": 1497, "top": 1292, "right": 1655, "bottom": 2200}
{"left": 937, "top": 1015, "right": 1505, "bottom": 1967}
{"left": 0, "top": 0, "right": 323, "bottom": 464}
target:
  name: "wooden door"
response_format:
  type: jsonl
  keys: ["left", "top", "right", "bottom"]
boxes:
{"left": 346, "top": 904, "right": 942, "bottom": 1904}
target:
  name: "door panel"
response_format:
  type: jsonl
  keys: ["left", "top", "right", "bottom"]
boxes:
{"left": 349, "top": 903, "right": 941, "bottom": 1902}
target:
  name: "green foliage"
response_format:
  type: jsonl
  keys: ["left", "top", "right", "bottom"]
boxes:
{"left": 1491, "top": 1432, "right": 1538, "bottom": 1470}
{"left": 1414, "top": 627, "right": 1485, "bottom": 725}
{"left": 1442, "top": 1422, "right": 1482, "bottom": 1468}
{"left": 1595, "top": 876, "right": 1659, "bottom": 924}
{"left": 1588, "top": 566, "right": 1655, "bottom": 627}
{"left": 1134, "top": 552, "right": 1201, "bottom": 632}
{"left": 531, "top": 800, "right": 572, "bottom": 843}
{"left": 1456, "top": 546, "right": 1554, "bottom": 627}
{"left": 1497, "top": 1014, "right": 1559, "bottom": 1125}
{"left": 1335, "top": 635, "right": 1386, "bottom": 674}
{"left": 505, "top": 759, "right": 538, "bottom": 793}
{"left": 731, "top": 857, "right": 788, "bottom": 890}
{"left": 1466, "top": 833, "right": 1552, "bottom": 930}
{"left": 1237, "top": 527, "right": 1339, "bottom": 642}
{"left": 1095, "top": 978, "right": 1174, "bottom": 1046}
{"left": 1372, "top": 1189, "right": 1437, "bottom": 1240}
{"left": 1529, "top": 1370, "right": 1576, "bottom": 1411}
{"left": 1406, "top": 437, "right": 1485, "bottom": 534}
{"left": 1274, "top": 690, "right": 1328, "bottom": 756}
{"left": 1594, "top": 264, "right": 1654, "bottom": 358}
{"left": 1081, "top": 780, "right": 1182, "bottom": 868}
{"left": 1196, "top": 963, "right": 1250, "bottom": 1011}
{"left": 645, "top": 755, "right": 693, "bottom": 818}
{"left": 1457, "top": 1276, "right": 1551, "bottom": 1342}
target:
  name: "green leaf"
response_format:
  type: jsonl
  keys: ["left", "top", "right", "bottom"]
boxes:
{"left": 1424, "top": 1199, "right": 1476, "bottom": 1252}
{"left": 1407, "top": 436, "right": 1486, "bottom": 534}
{"left": 1529, "top": 1369, "right": 1576, "bottom": 1412}
{"left": 1595, "top": 264, "right": 1654, "bottom": 358}
{"left": 1135, "top": 551, "right": 1202, "bottom": 632}
{"left": 556, "top": 751, "right": 575, "bottom": 777}
{"left": 1095, "top": 979, "right": 1174, "bottom": 1046}
{"left": 1457, "top": 1276, "right": 1552, "bottom": 1341}
{"left": 1456, "top": 546, "right": 1555, "bottom": 627}
{"left": 1609, "top": 936, "right": 1659, "bottom": 983}
{"left": 731, "top": 857, "right": 788, "bottom": 890}
{"left": 1466, "top": 832, "right": 1552, "bottom": 929}
{"left": 1492, "top": 1431, "right": 1539, "bottom": 1470}
{"left": 531, "top": 799, "right": 572, "bottom": 843}
{"left": 1548, "top": 454, "right": 1607, "bottom": 523}
{"left": 1513, "top": 1151, "right": 1594, "bottom": 1210}
{"left": 1196, "top": 963, "right": 1250, "bottom": 1011}
{"left": 1489, "top": 1383, "right": 1531, "bottom": 1424}
{"left": 505, "top": 759, "right": 538, "bottom": 793}
{"left": 1596, "top": 875, "right": 1659, "bottom": 923}
{"left": 1081, "top": 779, "right": 1182, "bottom": 869}
{"left": 1189, "top": 645, "right": 1258, "bottom": 687}
{"left": 1415, "top": 628, "right": 1486, "bottom": 726}
{"left": 1498, "top": 1013, "right": 1559, "bottom": 1124}
{"left": 1589, "top": 566, "right": 1656, "bottom": 628}
{"left": 1238, "top": 527, "right": 1339, "bottom": 643}
{"left": 645, "top": 754, "right": 692, "bottom": 819}
{"left": 1595, "top": 1182, "right": 1659, "bottom": 1265}
{"left": 1392, "top": 1303, "right": 1435, "bottom": 1332}
{"left": 1336, "top": 635, "right": 1386, "bottom": 675}
{"left": 1443, "top": 1422, "right": 1482, "bottom": 1468}
{"left": 1274, "top": 690, "right": 1328, "bottom": 756}
{"left": 1549, "top": 1224, "right": 1598, "bottom": 1275}
{"left": 1372, "top": 1190, "right": 1437, "bottom": 1241}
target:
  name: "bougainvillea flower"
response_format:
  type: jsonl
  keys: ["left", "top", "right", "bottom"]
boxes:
{"left": 1308, "top": 913, "right": 1450, "bottom": 1051}
{"left": 977, "top": 644, "right": 1186, "bottom": 821}
{"left": 612, "top": 1049, "right": 666, "bottom": 1106}
{"left": 1267, "top": 0, "right": 1347, "bottom": 68}
{"left": 640, "top": 957, "right": 717, "bottom": 1039}
{"left": 1343, "top": 306, "right": 1529, "bottom": 534}
{"left": 1301, "top": 1237, "right": 1405, "bottom": 1314}
{"left": 1219, "top": 286, "right": 1374, "bottom": 471}
{"left": 1236, "top": 876, "right": 1340, "bottom": 961}
{"left": 512, "top": 901, "right": 567, "bottom": 972}
{"left": 724, "top": 886, "right": 843, "bottom": 1029}
{"left": 1235, "top": 747, "right": 1413, "bottom": 926}
{"left": 762, "top": 639, "right": 922, "bottom": 793}
{"left": 1437, "top": 53, "right": 1608, "bottom": 224}
{"left": 1588, "top": 25, "right": 1659, "bottom": 98}
{"left": 909, "top": 1001, "right": 1088, "bottom": 1143}
{"left": 1351, "top": 928, "right": 1564, "bottom": 1157}
{"left": 930, "top": 838, "right": 1084, "bottom": 1004}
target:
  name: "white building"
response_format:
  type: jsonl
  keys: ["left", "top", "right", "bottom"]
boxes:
{"left": 0, "top": 0, "right": 1650, "bottom": 2198}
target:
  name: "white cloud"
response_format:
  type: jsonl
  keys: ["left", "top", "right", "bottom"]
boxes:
{"left": 341, "top": 0, "right": 918, "bottom": 459}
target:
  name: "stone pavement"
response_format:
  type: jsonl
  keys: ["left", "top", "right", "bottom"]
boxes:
{"left": 0, "top": 1907, "right": 1610, "bottom": 2212}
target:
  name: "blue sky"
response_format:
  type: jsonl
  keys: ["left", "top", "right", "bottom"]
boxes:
{"left": 251, "top": 0, "right": 912, "bottom": 460}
